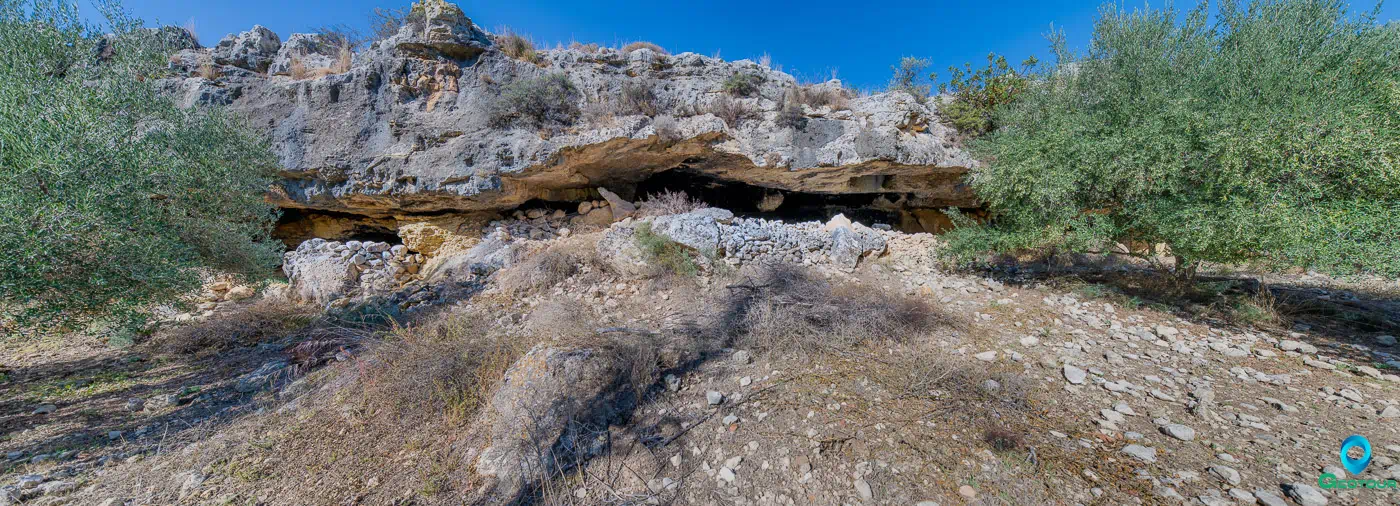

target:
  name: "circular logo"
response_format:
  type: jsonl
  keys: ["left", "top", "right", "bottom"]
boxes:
{"left": 1340, "top": 434, "right": 1372, "bottom": 475}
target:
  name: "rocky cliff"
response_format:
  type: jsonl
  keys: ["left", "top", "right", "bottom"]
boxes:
{"left": 162, "top": 0, "right": 977, "bottom": 244}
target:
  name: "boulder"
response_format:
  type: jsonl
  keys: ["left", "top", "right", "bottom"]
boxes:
{"left": 282, "top": 239, "right": 359, "bottom": 305}
{"left": 211, "top": 25, "right": 281, "bottom": 72}
{"left": 390, "top": 0, "right": 492, "bottom": 60}
{"left": 648, "top": 208, "right": 734, "bottom": 255}
{"left": 474, "top": 346, "right": 635, "bottom": 502}
{"left": 269, "top": 33, "right": 339, "bottom": 75}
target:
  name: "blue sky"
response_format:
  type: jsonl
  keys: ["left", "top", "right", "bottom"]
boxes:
{"left": 105, "top": 0, "right": 1398, "bottom": 91}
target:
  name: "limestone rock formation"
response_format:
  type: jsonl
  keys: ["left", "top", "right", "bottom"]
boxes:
{"left": 161, "top": 0, "right": 978, "bottom": 242}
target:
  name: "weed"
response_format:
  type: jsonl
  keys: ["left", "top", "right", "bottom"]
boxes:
{"left": 637, "top": 190, "right": 708, "bottom": 217}
{"left": 497, "top": 31, "right": 540, "bottom": 64}
{"left": 707, "top": 95, "right": 756, "bottom": 128}
{"left": 621, "top": 41, "right": 668, "bottom": 55}
{"left": 721, "top": 72, "right": 763, "bottom": 96}
{"left": 634, "top": 222, "right": 699, "bottom": 278}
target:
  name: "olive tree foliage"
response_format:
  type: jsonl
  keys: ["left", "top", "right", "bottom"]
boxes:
{"left": 0, "top": 0, "right": 283, "bottom": 335}
{"left": 947, "top": 0, "right": 1400, "bottom": 277}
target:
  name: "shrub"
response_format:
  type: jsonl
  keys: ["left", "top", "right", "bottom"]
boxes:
{"left": 721, "top": 72, "right": 763, "bottom": 96}
{"left": 637, "top": 189, "right": 708, "bottom": 217}
{"left": 888, "top": 56, "right": 932, "bottom": 102}
{"left": 621, "top": 41, "right": 668, "bottom": 55}
{"left": 368, "top": 6, "right": 422, "bottom": 41}
{"left": 160, "top": 300, "right": 317, "bottom": 355}
{"left": 775, "top": 90, "right": 807, "bottom": 130}
{"left": 949, "top": 0, "right": 1400, "bottom": 277}
{"left": 937, "top": 53, "right": 1037, "bottom": 136}
{"left": 652, "top": 114, "right": 682, "bottom": 142}
{"left": 633, "top": 222, "right": 699, "bottom": 277}
{"left": 0, "top": 1, "right": 283, "bottom": 333}
{"left": 194, "top": 54, "right": 218, "bottom": 80}
{"left": 793, "top": 84, "right": 851, "bottom": 110}
{"left": 618, "top": 79, "right": 660, "bottom": 116}
{"left": 569, "top": 41, "right": 600, "bottom": 53}
{"left": 497, "top": 31, "right": 540, "bottom": 64}
{"left": 708, "top": 95, "right": 756, "bottom": 128}
{"left": 488, "top": 73, "right": 580, "bottom": 130}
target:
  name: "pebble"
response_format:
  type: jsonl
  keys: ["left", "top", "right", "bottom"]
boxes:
{"left": 854, "top": 479, "right": 874, "bottom": 502}
{"left": 1160, "top": 423, "right": 1196, "bottom": 441}
{"left": 957, "top": 485, "right": 977, "bottom": 499}
{"left": 1063, "top": 364, "right": 1087, "bottom": 385}
{"left": 1209, "top": 465, "right": 1241, "bottom": 485}
{"left": 32, "top": 404, "right": 57, "bottom": 415}
{"left": 732, "top": 350, "right": 753, "bottom": 365}
{"left": 974, "top": 351, "right": 997, "bottom": 361}
{"left": 707, "top": 391, "right": 724, "bottom": 405}
{"left": 1284, "top": 483, "right": 1327, "bottom": 506}
{"left": 1121, "top": 444, "right": 1157, "bottom": 463}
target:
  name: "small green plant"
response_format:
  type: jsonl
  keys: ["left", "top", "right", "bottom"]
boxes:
{"left": 937, "top": 53, "right": 1038, "bottom": 136}
{"left": 633, "top": 222, "right": 699, "bottom": 277}
{"left": 721, "top": 72, "right": 763, "bottom": 96}
{"left": 888, "top": 56, "right": 932, "bottom": 102}
{"left": 488, "top": 73, "right": 580, "bottom": 129}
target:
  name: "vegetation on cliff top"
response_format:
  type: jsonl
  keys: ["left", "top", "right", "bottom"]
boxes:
{"left": 0, "top": 0, "right": 282, "bottom": 337}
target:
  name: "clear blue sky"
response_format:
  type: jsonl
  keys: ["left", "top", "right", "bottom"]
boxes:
{"left": 104, "top": 0, "right": 1398, "bottom": 91}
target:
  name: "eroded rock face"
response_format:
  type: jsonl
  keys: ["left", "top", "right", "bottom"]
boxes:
{"left": 161, "top": 0, "right": 978, "bottom": 227}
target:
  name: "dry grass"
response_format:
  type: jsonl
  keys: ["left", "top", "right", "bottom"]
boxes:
{"left": 717, "top": 265, "right": 952, "bottom": 355}
{"left": 498, "top": 31, "right": 541, "bottom": 64}
{"left": 707, "top": 95, "right": 757, "bottom": 128}
{"left": 194, "top": 55, "right": 218, "bottom": 80}
{"left": 497, "top": 235, "right": 609, "bottom": 295}
{"left": 288, "top": 56, "right": 307, "bottom": 80}
{"left": 569, "top": 41, "right": 600, "bottom": 53}
{"left": 618, "top": 79, "right": 661, "bottom": 116}
{"left": 621, "top": 41, "right": 668, "bottom": 55}
{"left": 637, "top": 189, "right": 708, "bottom": 217}
{"left": 332, "top": 41, "right": 353, "bottom": 73}
{"left": 358, "top": 314, "right": 529, "bottom": 425}
{"left": 158, "top": 300, "right": 318, "bottom": 355}
{"left": 793, "top": 84, "right": 852, "bottom": 110}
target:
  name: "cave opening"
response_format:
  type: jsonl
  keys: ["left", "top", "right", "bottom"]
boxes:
{"left": 273, "top": 208, "right": 402, "bottom": 248}
{"left": 632, "top": 169, "right": 935, "bottom": 230}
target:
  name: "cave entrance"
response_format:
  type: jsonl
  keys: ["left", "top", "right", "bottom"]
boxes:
{"left": 273, "top": 208, "right": 401, "bottom": 248}
{"left": 633, "top": 169, "right": 914, "bottom": 229}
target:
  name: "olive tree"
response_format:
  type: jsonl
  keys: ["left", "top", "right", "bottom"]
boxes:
{"left": 947, "top": 0, "right": 1400, "bottom": 278}
{"left": 0, "top": 0, "right": 283, "bottom": 337}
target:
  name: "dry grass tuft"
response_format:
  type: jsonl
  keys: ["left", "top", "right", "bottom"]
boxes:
{"left": 497, "top": 236, "right": 608, "bottom": 295}
{"left": 983, "top": 427, "right": 1024, "bottom": 452}
{"left": 498, "top": 31, "right": 541, "bottom": 64}
{"left": 288, "top": 56, "right": 308, "bottom": 80}
{"left": 718, "top": 265, "right": 952, "bottom": 354}
{"left": 358, "top": 313, "right": 529, "bottom": 425}
{"left": 637, "top": 189, "right": 708, "bottom": 217}
{"left": 159, "top": 300, "right": 317, "bottom": 355}
{"left": 569, "top": 41, "right": 600, "bottom": 53}
{"left": 793, "top": 84, "right": 852, "bottom": 110}
{"left": 652, "top": 114, "right": 682, "bottom": 142}
{"left": 194, "top": 55, "right": 218, "bottom": 80}
{"left": 621, "top": 41, "right": 668, "bottom": 55}
{"left": 331, "top": 42, "right": 353, "bottom": 73}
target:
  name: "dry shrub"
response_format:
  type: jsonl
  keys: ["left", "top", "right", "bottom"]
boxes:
{"left": 288, "top": 56, "right": 307, "bottom": 80}
{"left": 794, "top": 84, "right": 851, "bottom": 110}
{"left": 569, "top": 41, "right": 600, "bottom": 53}
{"left": 498, "top": 31, "right": 540, "bottom": 64}
{"left": 194, "top": 55, "right": 218, "bottom": 80}
{"left": 160, "top": 300, "right": 318, "bottom": 355}
{"left": 983, "top": 427, "right": 1023, "bottom": 452}
{"left": 637, "top": 189, "right": 707, "bottom": 217}
{"left": 708, "top": 95, "right": 757, "bottom": 128}
{"left": 331, "top": 42, "right": 353, "bottom": 73}
{"left": 652, "top": 114, "right": 682, "bottom": 142}
{"left": 358, "top": 313, "right": 529, "bottom": 424}
{"left": 497, "top": 236, "right": 607, "bottom": 295}
{"left": 719, "top": 265, "right": 950, "bottom": 354}
{"left": 621, "top": 41, "right": 668, "bottom": 55}
{"left": 618, "top": 79, "right": 660, "bottom": 116}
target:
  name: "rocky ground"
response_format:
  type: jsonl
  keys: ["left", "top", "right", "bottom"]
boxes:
{"left": 3, "top": 204, "right": 1400, "bottom": 506}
